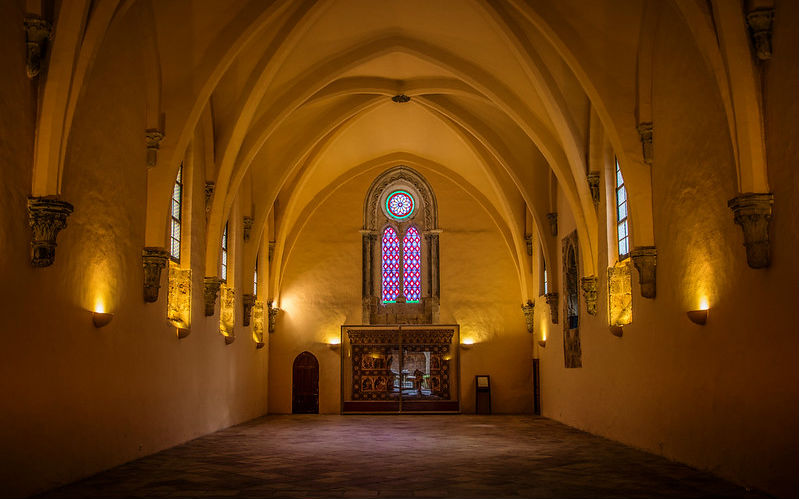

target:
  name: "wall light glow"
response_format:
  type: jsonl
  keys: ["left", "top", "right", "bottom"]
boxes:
{"left": 328, "top": 336, "right": 341, "bottom": 345}
{"left": 462, "top": 337, "right": 474, "bottom": 345}
{"left": 93, "top": 298, "right": 106, "bottom": 314}
{"left": 698, "top": 296, "right": 710, "bottom": 311}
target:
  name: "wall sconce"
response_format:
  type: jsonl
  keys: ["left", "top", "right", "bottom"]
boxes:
{"left": 328, "top": 337, "right": 341, "bottom": 351}
{"left": 537, "top": 339, "right": 546, "bottom": 348}
{"left": 176, "top": 327, "right": 190, "bottom": 339}
{"left": 460, "top": 338, "right": 474, "bottom": 350}
{"left": 256, "top": 341, "right": 265, "bottom": 349}
{"left": 686, "top": 309, "right": 708, "bottom": 325}
{"left": 609, "top": 325, "right": 623, "bottom": 337}
{"left": 92, "top": 311, "right": 114, "bottom": 328}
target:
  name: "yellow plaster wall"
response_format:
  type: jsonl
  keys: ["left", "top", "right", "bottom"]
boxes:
{"left": 270, "top": 167, "right": 532, "bottom": 414}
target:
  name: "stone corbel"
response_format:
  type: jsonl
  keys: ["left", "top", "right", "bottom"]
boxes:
{"left": 203, "top": 277, "right": 222, "bottom": 316}
{"left": 267, "top": 302, "right": 279, "bottom": 333}
{"left": 637, "top": 122, "right": 653, "bottom": 165}
{"left": 587, "top": 172, "right": 600, "bottom": 208}
{"left": 746, "top": 8, "right": 774, "bottom": 60}
{"left": 142, "top": 247, "right": 169, "bottom": 302}
{"left": 204, "top": 182, "right": 215, "bottom": 215}
{"left": 268, "top": 241, "right": 276, "bottom": 262}
{"left": 145, "top": 129, "right": 164, "bottom": 168}
{"left": 630, "top": 246, "right": 657, "bottom": 299}
{"left": 728, "top": 193, "right": 774, "bottom": 268}
{"left": 521, "top": 301, "right": 535, "bottom": 333}
{"left": 27, "top": 196, "right": 73, "bottom": 267}
{"left": 545, "top": 293, "right": 559, "bottom": 324}
{"left": 242, "top": 216, "right": 254, "bottom": 242}
{"left": 546, "top": 213, "right": 558, "bottom": 237}
{"left": 580, "top": 276, "right": 598, "bottom": 315}
{"left": 242, "top": 293, "right": 256, "bottom": 326}
{"left": 24, "top": 15, "right": 52, "bottom": 78}
{"left": 524, "top": 234, "right": 533, "bottom": 256}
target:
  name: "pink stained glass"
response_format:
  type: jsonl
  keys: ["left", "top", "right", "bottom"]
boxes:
{"left": 403, "top": 226, "right": 421, "bottom": 302}
{"left": 382, "top": 227, "right": 401, "bottom": 302}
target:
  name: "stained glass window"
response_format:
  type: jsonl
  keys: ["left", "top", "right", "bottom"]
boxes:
{"left": 170, "top": 164, "right": 183, "bottom": 262}
{"left": 403, "top": 226, "right": 421, "bottom": 302}
{"left": 221, "top": 222, "right": 228, "bottom": 281}
{"left": 386, "top": 190, "right": 415, "bottom": 220}
{"left": 381, "top": 227, "right": 400, "bottom": 302}
{"left": 615, "top": 158, "right": 630, "bottom": 259}
{"left": 253, "top": 257, "right": 258, "bottom": 296}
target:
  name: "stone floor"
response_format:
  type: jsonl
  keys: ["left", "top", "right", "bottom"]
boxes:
{"left": 38, "top": 415, "right": 770, "bottom": 498}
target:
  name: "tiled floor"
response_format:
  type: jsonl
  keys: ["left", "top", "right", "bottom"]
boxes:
{"left": 38, "top": 415, "right": 769, "bottom": 498}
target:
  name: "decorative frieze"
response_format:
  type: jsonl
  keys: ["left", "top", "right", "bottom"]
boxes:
{"left": 203, "top": 276, "right": 222, "bottom": 316}
{"left": 267, "top": 302, "right": 279, "bottom": 333}
{"left": 637, "top": 122, "right": 653, "bottom": 165}
{"left": 521, "top": 300, "right": 535, "bottom": 333}
{"left": 728, "top": 193, "right": 774, "bottom": 268}
{"left": 242, "top": 293, "right": 256, "bottom": 327}
{"left": 252, "top": 301, "right": 265, "bottom": 348}
{"left": 545, "top": 292, "right": 559, "bottom": 324}
{"left": 27, "top": 196, "right": 73, "bottom": 267}
{"left": 746, "top": 8, "right": 774, "bottom": 60}
{"left": 546, "top": 213, "right": 558, "bottom": 237}
{"left": 145, "top": 129, "right": 164, "bottom": 168}
{"left": 167, "top": 264, "right": 191, "bottom": 332}
{"left": 630, "top": 246, "right": 657, "bottom": 299}
{"left": 142, "top": 247, "right": 169, "bottom": 302}
{"left": 242, "top": 216, "right": 254, "bottom": 242}
{"left": 587, "top": 172, "right": 600, "bottom": 207}
{"left": 580, "top": 276, "right": 598, "bottom": 315}
{"left": 220, "top": 285, "right": 235, "bottom": 343}
{"left": 24, "top": 15, "right": 51, "bottom": 78}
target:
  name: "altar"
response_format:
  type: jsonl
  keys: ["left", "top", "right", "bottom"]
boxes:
{"left": 340, "top": 325, "right": 460, "bottom": 413}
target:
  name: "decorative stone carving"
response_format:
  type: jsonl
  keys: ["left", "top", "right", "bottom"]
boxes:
{"left": 167, "top": 264, "right": 191, "bottom": 331}
{"left": 24, "top": 15, "right": 51, "bottom": 78}
{"left": 27, "top": 196, "right": 73, "bottom": 267}
{"left": 252, "top": 301, "right": 265, "bottom": 348}
{"left": 391, "top": 94, "right": 411, "bottom": 103}
{"left": 587, "top": 172, "right": 600, "bottom": 207}
{"left": 637, "top": 122, "right": 653, "bottom": 165}
{"left": 630, "top": 246, "right": 657, "bottom": 299}
{"left": 144, "top": 129, "right": 164, "bottom": 168}
{"left": 746, "top": 8, "right": 774, "bottom": 60}
{"left": 608, "top": 262, "right": 633, "bottom": 326}
{"left": 521, "top": 301, "right": 535, "bottom": 333}
{"left": 220, "top": 285, "right": 235, "bottom": 342}
{"left": 242, "top": 216, "right": 254, "bottom": 242}
{"left": 545, "top": 293, "right": 559, "bottom": 324}
{"left": 728, "top": 193, "right": 774, "bottom": 268}
{"left": 546, "top": 213, "right": 558, "bottom": 236}
{"left": 203, "top": 276, "right": 222, "bottom": 316}
{"left": 267, "top": 302, "right": 279, "bottom": 333}
{"left": 524, "top": 234, "right": 533, "bottom": 256}
{"left": 242, "top": 293, "right": 255, "bottom": 327}
{"left": 580, "top": 276, "right": 598, "bottom": 315}
{"left": 142, "top": 247, "right": 169, "bottom": 302}
{"left": 204, "top": 182, "right": 215, "bottom": 215}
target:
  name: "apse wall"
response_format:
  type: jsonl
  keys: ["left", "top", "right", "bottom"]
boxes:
{"left": 270, "top": 167, "right": 532, "bottom": 414}
{"left": 538, "top": 3, "right": 799, "bottom": 498}
{"left": 0, "top": 5, "right": 268, "bottom": 497}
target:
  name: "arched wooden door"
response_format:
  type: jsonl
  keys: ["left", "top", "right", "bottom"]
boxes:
{"left": 292, "top": 352, "right": 319, "bottom": 414}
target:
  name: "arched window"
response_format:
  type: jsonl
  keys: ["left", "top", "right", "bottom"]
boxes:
{"left": 169, "top": 164, "right": 183, "bottom": 262}
{"left": 253, "top": 257, "right": 258, "bottom": 296}
{"left": 615, "top": 158, "right": 629, "bottom": 259}
{"left": 221, "top": 222, "right": 229, "bottom": 282}
{"left": 402, "top": 226, "right": 421, "bottom": 302}
{"left": 381, "top": 227, "right": 400, "bottom": 302}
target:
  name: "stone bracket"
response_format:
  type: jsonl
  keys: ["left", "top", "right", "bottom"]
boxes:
{"left": 27, "top": 196, "right": 73, "bottom": 267}
{"left": 545, "top": 293, "right": 559, "bottom": 324}
{"left": 746, "top": 7, "right": 774, "bottom": 60}
{"left": 521, "top": 301, "right": 535, "bottom": 333}
{"left": 142, "top": 247, "right": 169, "bottom": 302}
{"left": 242, "top": 293, "right": 256, "bottom": 327}
{"left": 24, "top": 15, "right": 52, "bottom": 78}
{"left": 580, "top": 276, "right": 598, "bottom": 315}
{"left": 203, "top": 277, "right": 222, "bottom": 316}
{"left": 524, "top": 234, "right": 533, "bottom": 256}
{"left": 204, "top": 182, "right": 215, "bottom": 217}
{"left": 242, "top": 216, "right": 254, "bottom": 242}
{"left": 728, "top": 193, "right": 774, "bottom": 268}
{"left": 145, "top": 129, "right": 164, "bottom": 168}
{"left": 630, "top": 246, "right": 657, "bottom": 299}
{"left": 546, "top": 213, "right": 558, "bottom": 237}
{"left": 587, "top": 172, "right": 600, "bottom": 208}
{"left": 637, "top": 122, "right": 653, "bottom": 165}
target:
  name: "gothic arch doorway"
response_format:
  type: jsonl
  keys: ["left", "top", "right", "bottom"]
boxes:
{"left": 292, "top": 352, "right": 319, "bottom": 414}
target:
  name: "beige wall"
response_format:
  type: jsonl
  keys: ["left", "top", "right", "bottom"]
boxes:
{"left": 270, "top": 167, "right": 532, "bottom": 414}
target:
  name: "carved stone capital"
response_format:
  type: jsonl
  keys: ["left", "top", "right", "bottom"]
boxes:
{"left": 580, "top": 276, "right": 598, "bottom": 315}
{"left": 728, "top": 193, "right": 774, "bottom": 268}
{"left": 524, "top": 234, "right": 533, "bottom": 256}
{"left": 746, "top": 8, "right": 774, "bottom": 60}
{"left": 587, "top": 172, "right": 600, "bottom": 207}
{"left": 630, "top": 246, "right": 657, "bottom": 299}
{"left": 546, "top": 213, "right": 558, "bottom": 237}
{"left": 242, "top": 216, "right": 254, "bottom": 242}
{"left": 142, "top": 247, "right": 169, "bottom": 302}
{"left": 145, "top": 129, "right": 164, "bottom": 168}
{"left": 545, "top": 293, "right": 559, "bottom": 324}
{"left": 521, "top": 301, "right": 535, "bottom": 333}
{"left": 242, "top": 293, "right": 256, "bottom": 327}
{"left": 24, "top": 15, "right": 52, "bottom": 78}
{"left": 203, "top": 277, "right": 222, "bottom": 316}
{"left": 204, "top": 182, "right": 215, "bottom": 215}
{"left": 637, "top": 122, "right": 653, "bottom": 165}
{"left": 267, "top": 302, "right": 279, "bottom": 333}
{"left": 27, "top": 196, "right": 74, "bottom": 267}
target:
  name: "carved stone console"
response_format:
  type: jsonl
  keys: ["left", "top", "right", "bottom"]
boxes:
{"left": 587, "top": 172, "right": 600, "bottom": 207}
{"left": 637, "top": 122, "right": 653, "bottom": 165}
{"left": 630, "top": 246, "right": 657, "bottom": 299}
{"left": 728, "top": 193, "right": 773, "bottom": 268}
{"left": 24, "top": 15, "right": 51, "bottom": 78}
{"left": 252, "top": 301, "right": 265, "bottom": 348}
{"left": 242, "top": 216, "right": 254, "bottom": 242}
{"left": 746, "top": 8, "right": 774, "bottom": 60}
{"left": 545, "top": 292, "right": 559, "bottom": 324}
{"left": 27, "top": 196, "right": 73, "bottom": 267}
{"left": 242, "top": 293, "right": 256, "bottom": 327}
{"left": 142, "top": 247, "right": 169, "bottom": 302}
{"left": 546, "top": 213, "right": 558, "bottom": 236}
{"left": 203, "top": 277, "right": 222, "bottom": 316}
{"left": 521, "top": 300, "right": 535, "bottom": 333}
{"left": 145, "top": 129, "right": 164, "bottom": 167}
{"left": 580, "top": 276, "right": 598, "bottom": 315}
{"left": 267, "top": 302, "right": 279, "bottom": 333}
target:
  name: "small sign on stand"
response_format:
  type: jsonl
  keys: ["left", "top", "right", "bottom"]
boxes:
{"left": 475, "top": 375, "right": 491, "bottom": 414}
